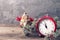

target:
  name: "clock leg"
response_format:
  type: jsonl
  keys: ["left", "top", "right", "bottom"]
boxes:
{"left": 44, "top": 34, "right": 55, "bottom": 40}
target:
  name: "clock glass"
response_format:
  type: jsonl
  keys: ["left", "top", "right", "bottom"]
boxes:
{"left": 39, "top": 19, "right": 56, "bottom": 36}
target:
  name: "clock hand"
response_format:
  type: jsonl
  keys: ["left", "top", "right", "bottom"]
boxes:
{"left": 44, "top": 21, "right": 47, "bottom": 29}
{"left": 45, "top": 23, "right": 47, "bottom": 28}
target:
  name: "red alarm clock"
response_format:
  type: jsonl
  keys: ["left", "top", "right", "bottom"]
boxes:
{"left": 36, "top": 16, "right": 57, "bottom": 36}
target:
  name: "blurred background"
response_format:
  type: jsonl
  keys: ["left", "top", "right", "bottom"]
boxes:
{"left": 0, "top": 0, "right": 60, "bottom": 25}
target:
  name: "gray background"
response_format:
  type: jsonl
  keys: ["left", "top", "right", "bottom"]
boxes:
{"left": 0, "top": 0, "right": 60, "bottom": 24}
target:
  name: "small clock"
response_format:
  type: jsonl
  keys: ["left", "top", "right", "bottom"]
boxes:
{"left": 36, "top": 16, "right": 57, "bottom": 36}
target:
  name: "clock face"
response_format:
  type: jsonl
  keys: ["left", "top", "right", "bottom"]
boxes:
{"left": 39, "top": 19, "right": 55, "bottom": 36}
{"left": 36, "top": 16, "right": 57, "bottom": 36}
